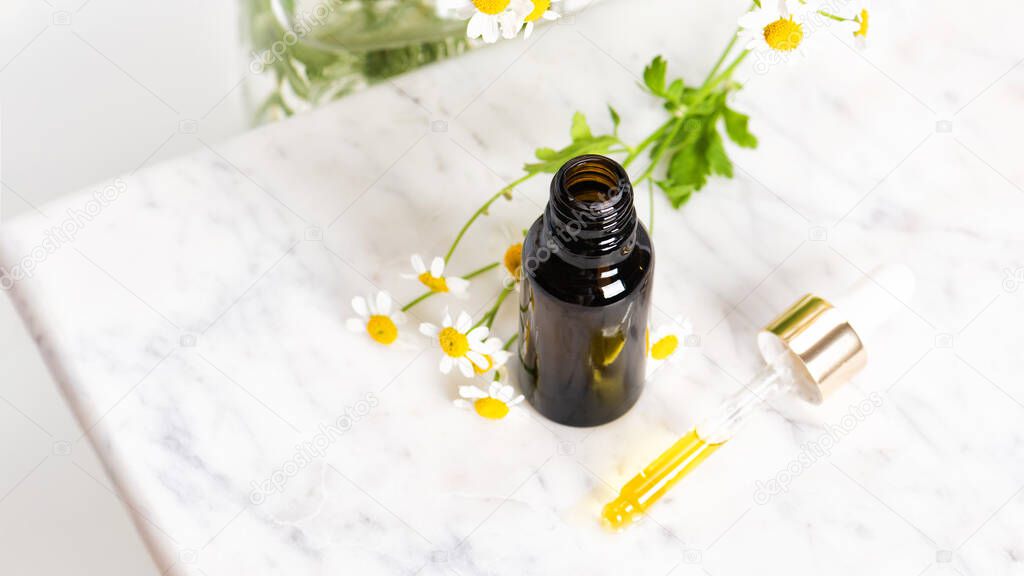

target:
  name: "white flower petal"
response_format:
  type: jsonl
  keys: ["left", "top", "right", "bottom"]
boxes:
{"left": 482, "top": 15, "right": 500, "bottom": 43}
{"left": 543, "top": 10, "right": 559, "bottom": 20}
{"left": 376, "top": 291, "right": 392, "bottom": 315}
{"left": 499, "top": 10, "right": 524, "bottom": 39}
{"left": 447, "top": 277, "right": 470, "bottom": 294}
{"left": 430, "top": 256, "right": 446, "bottom": 278}
{"left": 346, "top": 318, "right": 366, "bottom": 333}
{"left": 442, "top": 310, "right": 453, "bottom": 328}
{"left": 497, "top": 384, "right": 516, "bottom": 401}
{"left": 411, "top": 253, "right": 426, "bottom": 274}
{"left": 509, "top": 0, "right": 533, "bottom": 16}
{"left": 478, "top": 337, "right": 503, "bottom": 354}
{"left": 392, "top": 310, "right": 407, "bottom": 325}
{"left": 440, "top": 355, "right": 455, "bottom": 374}
{"left": 467, "top": 11, "right": 486, "bottom": 39}
{"left": 420, "top": 322, "right": 440, "bottom": 336}
{"left": 351, "top": 296, "right": 369, "bottom": 318}
{"left": 466, "top": 351, "right": 487, "bottom": 369}
{"left": 467, "top": 326, "right": 489, "bottom": 343}
{"left": 456, "top": 311, "right": 473, "bottom": 333}
{"left": 457, "top": 357, "right": 475, "bottom": 378}
{"left": 487, "top": 381, "right": 503, "bottom": 398}
{"left": 523, "top": 21, "right": 535, "bottom": 38}
{"left": 490, "top": 350, "right": 511, "bottom": 368}
{"left": 508, "top": 395, "right": 525, "bottom": 406}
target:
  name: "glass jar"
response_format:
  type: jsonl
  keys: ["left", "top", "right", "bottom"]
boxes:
{"left": 243, "top": 0, "right": 585, "bottom": 123}
{"left": 244, "top": 0, "right": 471, "bottom": 121}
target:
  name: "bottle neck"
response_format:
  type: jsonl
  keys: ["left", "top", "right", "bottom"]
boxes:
{"left": 542, "top": 155, "right": 638, "bottom": 268}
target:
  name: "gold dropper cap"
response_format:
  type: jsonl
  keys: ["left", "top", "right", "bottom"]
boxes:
{"left": 756, "top": 295, "right": 867, "bottom": 404}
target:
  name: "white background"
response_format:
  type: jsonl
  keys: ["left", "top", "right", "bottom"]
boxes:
{"left": 1, "top": 0, "right": 244, "bottom": 572}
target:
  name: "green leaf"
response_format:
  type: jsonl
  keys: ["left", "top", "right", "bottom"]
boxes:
{"left": 608, "top": 105, "right": 621, "bottom": 133}
{"left": 722, "top": 106, "right": 758, "bottom": 148}
{"left": 667, "top": 115, "right": 707, "bottom": 149}
{"left": 534, "top": 147, "right": 560, "bottom": 161}
{"left": 666, "top": 142, "right": 709, "bottom": 193}
{"left": 666, "top": 79, "right": 685, "bottom": 102}
{"left": 524, "top": 135, "right": 621, "bottom": 174}
{"left": 570, "top": 111, "right": 592, "bottom": 141}
{"left": 706, "top": 129, "right": 733, "bottom": 178}
{"left": 657, "top": 181, "right": 695, "bottom": 208}
{"left": 643, "top": 56, "right": 667, "bottom": 96}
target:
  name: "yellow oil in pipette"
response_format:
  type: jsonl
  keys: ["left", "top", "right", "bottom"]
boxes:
{"left": 602, "top": 429, "right": 724, "bottom": 530}
{"left": 600, "top": 265, "right": 916, "bottom": 531}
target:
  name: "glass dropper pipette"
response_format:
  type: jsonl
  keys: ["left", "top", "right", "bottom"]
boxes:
{"left": 602, "top": 265, "right": 915, "bottom": 530}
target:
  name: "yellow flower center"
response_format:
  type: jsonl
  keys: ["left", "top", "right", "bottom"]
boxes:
{"left": 504, "top": 243, "right": 523, "bottom": 281}
{"left": 438, "top": 327, "right": 470, "bottom": 357}
{"left": 651, "top": 335, "right": 679, "bottom": 360}
{"left": 418, "top": 272, "right": 449, "bottom": 293}
{"left": 763, "top": 17, "right": 803, "bottom": 52}
{"left": 854, "top": 9, "right": 869, "bottom": 38}
{"left": 472, "top": 354, "right": 494, "bottom": 375}
{"left": 366, "top": 315, "right": 398, "bottom": 345}
{"left": 472, "top": 0, "right": 511, "bottom": 15}
{"left": 474, "top": 397, "right": 510, "bottom": 419}
{"left": 524, "top": 0, "right": 550, "bottom": 22}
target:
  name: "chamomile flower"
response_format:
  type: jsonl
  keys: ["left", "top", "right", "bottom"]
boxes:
{"left": 646, "top": 318, "right": 693, "bottom": 376}
{"left": 420, "top": 310, "right": 493, "bottom": 377}
{"left": 521, "top": 0, "right": 560, "bottom": 39}
{"left": 849, "top": 6, "right": 870, "bottom": 48}
{"left": 502, "top": 241, "right": 523, "bottom": 287}
{"left": 454, "top": 379, "right": 525, "bottom": 420}
{"left": 738, "top": 0, "right": 819, "bottom": 55}
{"left": 828, "top": 2, "right": 870, "bottom": 48}
{"left": 405, "top": 254, "right": 470, "bottom": 296}
{"left": 450, "top": 0, "right": 534, "bottom": 44}
{"left": 346, "top": 291, "right": 406, "bottom": 346}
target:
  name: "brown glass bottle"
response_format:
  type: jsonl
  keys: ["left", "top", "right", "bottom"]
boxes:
{"left": 518, "top": 155, "right": 654, "bottom": 427}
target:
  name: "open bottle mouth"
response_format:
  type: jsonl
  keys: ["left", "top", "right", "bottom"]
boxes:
{"left": 545, "top": 155, "right": 637, "bottom": 264}
{"left": 563, "top": 157, "right": 624, "bottom": 205}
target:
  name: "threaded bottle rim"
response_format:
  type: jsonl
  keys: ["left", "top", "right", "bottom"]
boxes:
{"left": 544, "top": 155, "right": 638, "bottom": 265}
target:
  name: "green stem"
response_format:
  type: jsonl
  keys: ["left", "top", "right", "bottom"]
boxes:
{"left": 688, "top": 48, "right": 748, "bottom": 110}
{"left": 817, "top": 10, "right": 848, "bottom": 22}
{"left": 444, "top": 173, "right": 535, "bottom": 262}
{"left": 635, "top": 117, "right": 685, "bottom": 185}
{"left": 623, "top": 119, "right": 673, "bottom": 169}
{"left": 401, "top": 290, "right": 435, "bottom": 312}
{"left": 484, "top": 285, "right": 514, "bottom": 329}
{"left": 707, "top": 49, "right": 749, "bottom": 93}
{"left": 703, "top": 32, "right": 739, "bottom": 86}
{"left": 503, "top": 333, "right": 518, "bottom": 351}
{"left": 463, "top": 261, "right": 500, "bottom": 280}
